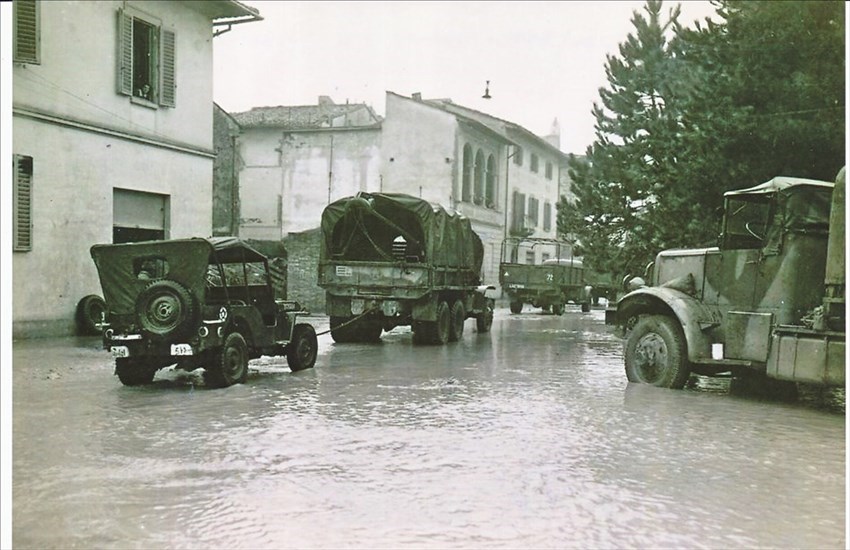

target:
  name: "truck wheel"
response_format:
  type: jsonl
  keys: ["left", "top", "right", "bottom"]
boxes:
{"left": 115, "top": 358, "right": 156, "bottom": 386}
{"left": 434, "top": 301, "right": 451, "bottom": 344}
{"left": 288, "top": 323, "right": 317, "bottom": 371}
{"left": 330, "top": 316, "right": 355, "bottom": 343}
{"left": 136, "top": 280, "right": 196, "bottom": 340}
{"left": 581, "top": 302, "right": 591, "bottom": 313}
{"left": 476, "top": 300, "right": 494, "bottom": 333}
{"left": 552, "top": 303, "right": 565, "bottom": 316}
{"left": 206, "top": 332, "right": 249, "bottom": 388}
{"left": 76, "top": 295, "right": 106, "bottom": 336}
{"left": 624, "top": 315, "right": 690, "bottom": 389}
{"left": 510, "top": 301, "right": 523, "bottom": 314}
{"left": 355, "top": 320, "right": 383, "bottom": 343}
{"left": 449, "top": 300, "right": 466, "bottom": 341}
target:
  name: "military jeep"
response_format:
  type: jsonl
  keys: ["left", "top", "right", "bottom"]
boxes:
{"left": 90, "top": 237, "right": 317, "bottom": 387}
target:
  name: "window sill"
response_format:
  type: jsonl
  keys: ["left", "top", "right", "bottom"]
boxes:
{"left": 130, "top": 96, "right": 158, "bottom": 109}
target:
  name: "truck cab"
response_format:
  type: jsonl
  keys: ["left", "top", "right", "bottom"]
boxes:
{"left": 606, "top": 175, "right": 845, "bottom": 389}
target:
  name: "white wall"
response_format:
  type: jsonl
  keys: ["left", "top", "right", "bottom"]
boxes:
{"left": 12, "top": 0, "right": 222, "bottom": 336}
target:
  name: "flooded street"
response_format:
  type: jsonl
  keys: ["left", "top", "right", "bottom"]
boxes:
{"left": 13, "top": 307, "right": 845, "bottom": 549}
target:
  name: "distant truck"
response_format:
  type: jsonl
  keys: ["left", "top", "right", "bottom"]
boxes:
{"left": 318, "top": 192, "right": 496, "bottom": 344}
{"left": 606, "top": 171, "right": 845, "bottom": 391}
{"left": 499, "top": 237, "right": 592, "bottom": 314}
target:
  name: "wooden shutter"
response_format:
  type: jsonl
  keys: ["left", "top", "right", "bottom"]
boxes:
{"left": 160, "top": 29, "right": 176, "bottom": 107}
{"left": 14, "top": 156, "right": 34, "bottom": 252}
{"left": 14, "top": 0, "right": 39, "bottom": 64}
{"left": 116, "top": 9, "right": 133, "bottom": 96}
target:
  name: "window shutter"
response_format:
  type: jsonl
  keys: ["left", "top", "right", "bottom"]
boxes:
{"left": 116, "top": 9, "right": 133, "bottom": 96}
{"left": 14, "top": 156, "right": 34, "bottom": 252}
{"left": 160, "top": 29, "right": 176, "bottom": 107}
{"left": 13, "top": 0, "right": 39, "bottom": 64}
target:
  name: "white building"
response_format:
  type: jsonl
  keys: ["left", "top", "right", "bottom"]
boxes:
{"left": 11, "top": 0, "right": 261, "bottom": 337}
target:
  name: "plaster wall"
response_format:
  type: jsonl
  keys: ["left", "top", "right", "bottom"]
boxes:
{"left": 381, "top": 94, "right": 455, "bottom": 204}
{"left": 13, "top": 1, "right": 216, "bottom": 150}
{"left": 239, "top": 128, "right": 381, "bottom": 238}
{"left": 12, "top": 118, "right": 213, "bottom": 337}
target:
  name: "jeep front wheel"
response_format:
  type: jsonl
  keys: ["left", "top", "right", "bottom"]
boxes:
{"left": 624, "top": 315, "right": 690, "bottom": 389}
{"left": 206, "top": 332, "right": 249, "bottom": 388}
{"left": 288, "top": 323, "right": 317, "bottom": 371}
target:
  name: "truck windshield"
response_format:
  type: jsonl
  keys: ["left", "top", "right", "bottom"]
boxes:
{"left": 723, "top": 196, "right": 772, "bottom": 249}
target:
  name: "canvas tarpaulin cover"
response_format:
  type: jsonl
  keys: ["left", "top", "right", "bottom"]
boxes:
{"left": 90, "top": 237, "right": 268, "bottom": 315}
{"left": 320, "top": 192, "right": 484, "bottom": 275}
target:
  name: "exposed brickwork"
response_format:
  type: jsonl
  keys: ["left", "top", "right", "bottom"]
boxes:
{"left": 282, "top": 228, "right": 325, "bottom": 313}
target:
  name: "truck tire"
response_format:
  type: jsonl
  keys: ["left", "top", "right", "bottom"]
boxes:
{"left": 449, "top": 300, "right": 466, "bottom": 342}
{"left": 136, "top": 280, "right": 196, "bottom": 340}
{"left": 287, "top": 323, "right": 317, "bottom": 371}
{"left": 330, "top": 316, "right": 356, "bottom": 343}
{"left": 354, "top": 320, "right": 383, "bottom": 343}
{"left": 414, "top": 301, "right": 451, "bottom": 345}
{"left": 115, "top": 358, "right": 156, "bottom": 386}
{"left": 581, "top": 302, "right": 591, "bottom": 313}
{"left": 510, "top": 301, "right": 523, "bottom": 314}
{"left": 476, "top": 299, "right": 494, "bottom": 333}
{"left": 205, "top": 332, "right": 249, "bottom": 388}
{"left": 624, "top": 315, "right": 690, "bottom": 389}
{"left": 76, "top": 295, "right": 106, "bottom": 336}
{"left": 552, "top": 303, "right": 565, "bottom": 316}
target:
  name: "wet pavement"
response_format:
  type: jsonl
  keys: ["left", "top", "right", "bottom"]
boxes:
{"left": 12, "top": 307, "right": 846, "bottom": 549}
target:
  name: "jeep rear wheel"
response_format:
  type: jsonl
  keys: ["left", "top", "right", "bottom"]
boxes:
{"left": 288, "top": 323, "right": 318, "bottom": 371}
{"left": 206, "top": 332, "right": 249, "bottom": 388}
{"left": 624, "top": 315, "right": 690, "bottom": 389}
{"left": 136, "top": 280, "right": 196, "bottom": 339}
{"left": 115, "top": 358, "right": 156, "bottom": 386}
{"left": 510, "top": 301, "right": 523, "bottom": 314}
{"left": 552, "top": 303, "right": 565, "bottom": 316}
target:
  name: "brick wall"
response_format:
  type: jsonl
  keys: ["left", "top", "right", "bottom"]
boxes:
{"left": 282, "top": 228, "right": 325, "bottom": 314}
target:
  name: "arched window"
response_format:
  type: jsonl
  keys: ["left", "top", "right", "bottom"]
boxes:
{"left": 485, "top": 154, "right": 497, "bottom": 208}
{"left": 461, "top": 144, "right": 472, "bottom": 202}
{"left": 473, "top": 150, "right": 485, "bottom": 205}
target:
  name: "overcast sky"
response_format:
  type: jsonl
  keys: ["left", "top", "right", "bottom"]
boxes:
{"left": 213, "top": 1, "right": 718, "bottom": 155}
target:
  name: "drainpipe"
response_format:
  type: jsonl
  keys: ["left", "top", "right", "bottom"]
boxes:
{"left": 230, "top": 132, "right": 239, "bottom": 236}
{"left": 327, "top": 134, "right": 335, "bottom": 203}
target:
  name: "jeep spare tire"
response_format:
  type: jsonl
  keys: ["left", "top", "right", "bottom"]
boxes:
{"left": 136, "top": 280, "right": 196, "bottom": 339}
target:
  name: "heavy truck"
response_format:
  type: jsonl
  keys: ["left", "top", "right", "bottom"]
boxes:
{"left": 606, "top": 170, "right": 845, "bottom": 391}
{"left": 318, "top": 192, "right": 496, "bottom": 345}
{"left": 499, "top": 237, "right": 593, "bottom": 315}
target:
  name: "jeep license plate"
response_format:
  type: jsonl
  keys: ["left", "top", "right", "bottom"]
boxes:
{"left": 111, "top": 346, "right": 129, "bottom": 358}
{"left": 170, "top": 343, "right": 193, "bottom": 356}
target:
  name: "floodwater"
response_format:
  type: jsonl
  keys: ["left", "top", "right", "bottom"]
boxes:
{"left": 12, "top": 308, "right": 846, "bottom": 549}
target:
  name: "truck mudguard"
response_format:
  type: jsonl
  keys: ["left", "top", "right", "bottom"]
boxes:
{"left": 616, "top": 286, "right": 723, "bottom": 363}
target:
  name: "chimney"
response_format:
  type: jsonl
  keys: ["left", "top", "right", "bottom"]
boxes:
{"left": 544, "top": 117, "right": 561, "bottom": 149}
{"left": 318, "top": 95, "right": 335, "bottom": 106}
{"left": 412, "top": 92, "right": 422, "bottom": 101}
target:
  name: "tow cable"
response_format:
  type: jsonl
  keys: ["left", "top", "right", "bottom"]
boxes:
{"left": 314, "top": 307, "right": 377, "bottom": 337}
{"left": 314, "top": 308, "right": 412, "bottom": 337}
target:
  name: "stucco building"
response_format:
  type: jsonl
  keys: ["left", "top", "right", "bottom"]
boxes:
{"left": 233, "top": 97, "right": 383, "bottom": 239}
{"left": 12, "top": 0, "right": 261, "bottom": 337}
{"left": 214, "top": 91, "right": 571, "bottom": 308}
{"left": 382, "top": 92, "right": 571, "bottom": 286}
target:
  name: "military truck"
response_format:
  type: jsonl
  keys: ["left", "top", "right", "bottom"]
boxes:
{"left": 318, "top": 192, "right": 495, "bottom": 344}
{"left": 91, "top": 237, "right": 317, "bottom": 387}
{"left": 606, "top": 170, "right": 845, "bottom": 391}
{"left": 499, "top": 237, "right": 592, "bottom": 315}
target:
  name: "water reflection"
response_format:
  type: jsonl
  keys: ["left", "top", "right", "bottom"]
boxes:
{"left": 12, "top": 310, "right": 845, "bottom": 549}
